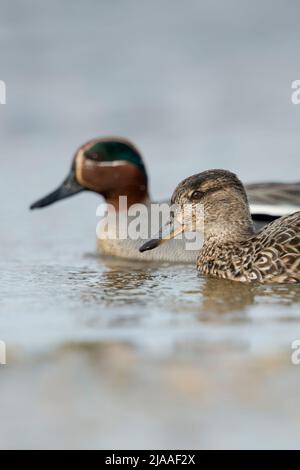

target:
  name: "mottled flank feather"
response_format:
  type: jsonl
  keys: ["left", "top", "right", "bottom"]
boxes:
{"left": 198, "top": 212, "right": 300, "bottom": 283}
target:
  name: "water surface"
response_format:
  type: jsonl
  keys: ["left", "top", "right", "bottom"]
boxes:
{"left": 1, "top": 0, "right": 300, "bottom": 449}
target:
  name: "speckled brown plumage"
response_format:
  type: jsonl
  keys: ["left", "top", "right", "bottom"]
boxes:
{"left": 198, "top": 212, "right": 300, "bottom": 283}
{"left": 172, "top": 170, "right": 300, "bottom": 284}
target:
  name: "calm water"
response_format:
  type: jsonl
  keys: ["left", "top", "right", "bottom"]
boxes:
{"left": 1, "top": 0, "right": 300, "bottom": 449}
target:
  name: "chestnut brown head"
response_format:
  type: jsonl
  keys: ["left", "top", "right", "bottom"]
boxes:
{"left": 30, "top": 138, "right": 149, "bottom": 210}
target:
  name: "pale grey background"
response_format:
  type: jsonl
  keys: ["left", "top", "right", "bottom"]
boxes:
{"left": 1, "top": 0, "right": 300, "bottom": 450}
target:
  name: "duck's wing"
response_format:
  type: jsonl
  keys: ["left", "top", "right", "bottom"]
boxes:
{"left": 251, "top": 212, "right": 300, "bottom": 283}
{"left": 246, "top": 182, "right": 300, "bottom": 220}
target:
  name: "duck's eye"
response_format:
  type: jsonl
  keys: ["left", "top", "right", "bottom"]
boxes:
{"left": 190, "top": 190, "right": 203, "bottom": 201}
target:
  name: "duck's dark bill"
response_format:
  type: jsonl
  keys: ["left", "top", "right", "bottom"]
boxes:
{"left": 30, "top": 172, "right": 84, "bottom": 210}
{"left": 140, "top": 221, "right": 186, "bottom": 253}
{"left": 139, "top": 239, "right": 162, "bottom": 253}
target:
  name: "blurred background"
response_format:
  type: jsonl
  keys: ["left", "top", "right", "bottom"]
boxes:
{"left": 1, "top": 0, "right": 300, "bottom": 450}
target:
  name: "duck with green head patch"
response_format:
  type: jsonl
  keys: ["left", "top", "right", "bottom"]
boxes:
{"left": 31, "top": 137, "right": 300, "bottom": 263}
{"left": 30, "top": 137, "right": 200, "bottom": 262}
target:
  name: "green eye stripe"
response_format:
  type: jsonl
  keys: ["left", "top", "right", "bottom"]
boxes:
{"left": 86, "top": 141, "right": 147, "bottom": 176}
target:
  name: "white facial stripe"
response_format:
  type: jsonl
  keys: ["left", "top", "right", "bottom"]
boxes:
{"left": 75, "top": 148, "right": 85, "bottom": 186}
{"left": 99, "top": 161, "right": 128, "bottom": 167}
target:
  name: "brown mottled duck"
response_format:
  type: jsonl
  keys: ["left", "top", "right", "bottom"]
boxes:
{"left": 140, "top": 170, "right": 300, "bottom": 283}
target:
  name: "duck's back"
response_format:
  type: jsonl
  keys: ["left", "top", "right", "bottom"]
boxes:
{"left": 97, "top": 236, "right": 198, "bottom": 263}
{"left": 250, "top": 211, "right": 300, "bottom": 282}
{"left": 96, "top": 208, "right": 199, "bottom": 263}
{"left": 247, "top": 182, "right": 300, "bottom": 217}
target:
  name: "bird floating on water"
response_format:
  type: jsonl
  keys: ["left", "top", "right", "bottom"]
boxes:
{"left": 140, "top": 169, "right": 300, "bottom": 283}
{"left": 30, "top": 137, "right": 300, "bottom": 263}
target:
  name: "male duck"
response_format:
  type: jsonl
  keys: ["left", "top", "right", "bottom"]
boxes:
{"left": 31, "top": 137, "right": 300, "bottom": 263}
{"left": 140, "top": 170, "right": 300, "bottom": 283}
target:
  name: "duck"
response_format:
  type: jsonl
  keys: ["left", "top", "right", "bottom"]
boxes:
{"left": 30, "top": 137, "right": 197, "bottom": 262}
{"left": 139, "top": 169, "right": 300, "bottom": 283}
{"left": 30, "top": 137, "right": 300, "bottom": 263}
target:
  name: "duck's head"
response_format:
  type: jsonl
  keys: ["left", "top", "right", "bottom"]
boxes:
{"left": 30, "top": 138, "right": 149, "bottom": 211}
{"left": 140, "top": 169, "right": 254, "bottom": 253}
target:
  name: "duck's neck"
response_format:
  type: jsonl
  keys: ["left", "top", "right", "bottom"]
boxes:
{"left": 104, "top": 187, "right": 150, "bottom": 212}
{"left": 204, "top": 221, "right": 254, "bottom": 246}
{"left": 197, "top": 212, "right": 254, "bottom": 280}
{"left": 203, "top": 203, "right": 255, "bottom": 247}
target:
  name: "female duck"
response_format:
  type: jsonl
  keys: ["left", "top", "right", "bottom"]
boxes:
{"left": 31, "top": 137, "right": 300, "bottom": 263}
{"left": 140, "top": 170, "right": 300, "bottom": 283}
